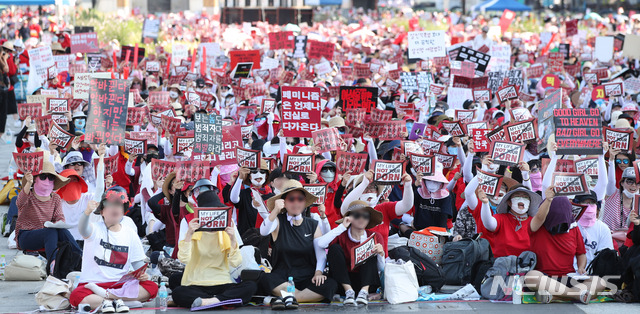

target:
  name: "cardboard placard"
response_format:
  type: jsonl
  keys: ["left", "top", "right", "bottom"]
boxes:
{"left": 17, "top": 103, "right": 42, "bottom": 120}
{"left": 552, "top": 172, "right": 589, "bottom": 196}
{"left": 496, "top": 85, "right": 518, "bottom": 103}
{"left": 430, "top": 83, "right": 446, "bottom": 95}
{"left": 261, "top": 98, "right": 276, "bottom": 114}
{"left": 193, "top": 113, "right": 223, "bottom": 154}
{"left": 236, "top": 147, "right": 261, "bottom": 169}
{"left": 303, "top": 184, "right": 327, "bottom": 205}
{"left": 283, "top": 154, "right": 315, "bottom": 174}
{"left": 408, "top": 123, "right": 427, "bottom": 141}
{"left": 175, "top": 160, "right": 210, "bottom": 183}
{"left": 455, "top": 110, "right": 475, "bottom": 124}
{"left": 124, "top": 138, "right": 146, "bottom": 155}
{"left": 407, "top": 31, "right": 446, "bottom": 59}
{"left": 574, "top": 157, "right": 599, "bottom": 177}
{"left": 335, "top": 151, "right": 368, "bottom": 176}
{"left": 489, "top": 140, "right": 525, "bottom": 166}
{"left": 472, "top": 88, "right": 491, "bottom": 102}
{"left": 553, "top": 108, "right": 603, "bottom": 155}
{"left": 340, "top": 86, "right": 378, "bottom": 113}
{"left": 129, "top": 131, "right": 157, "bottom": 147}
{"left": 379, "top": 120, "right": 407, "bottom": 141}
{"left": 146, "top": 61, "right": 160, "bottom": 72}
{"left": 486, "top": 126, "right": 505, "bottom": 143}
{"left": 147, "top": 91, "right": 171, "bottom": 107}
{"left": 46, "top": 98, "right": 68, "bottom": 113}
{"left": 471, "top": 129, "right": 491, "bottom": 152}
{"left": 126, "top": 107, "right": 148, "bottom": 126}
{"left": 477, "top": 169, "right": 504, "bottom": 197}
{"left": 86, "top": 79, "right": 129, "bottom": 145}
{"left": 312, "top": 128, "right": 341, "bottom": 153}
{"left": 409, "top": 153, "right": 435, "bottom": 176}
{"left": 196, "top": 207, "right": 233, "bottom": 232}
{"left": 441, "top": 120, "right": 465, "bottom": 137}
{"left": 566, "top": 19, "right": 578, "bottom": 37}
{"left": 12, "top": 151, "right": 44, "bottom": 174}
{"left": 547, "top": 52, "right": 564, "bottom": 72}
{"left": 434, "top": 153, "right": 456, "bottom": 169}
{"left": 504, "top": 118, "right": 538, "bottom": 143}
{"left": 173, "top": 136, "right": 194, "bottom": 155}
{"left": 604, "top": 127, "right": 633, "bottom": 153}
{"left": 292, "top": 35, "right": 307, "bottom": 58}
{"left": 418, "top": 138, "right": 441, "bottom": 155}
{"left": 280, "top": 86, "right": 322, "bottom": 138}
{"left": 373, "top": 160, "right": 404, "bottom": 185}
{"left": 350, "top": 234, "right": 377, "bottom": 270}
{"left": 151, "top": 159, "right": 176, "bottom": 181}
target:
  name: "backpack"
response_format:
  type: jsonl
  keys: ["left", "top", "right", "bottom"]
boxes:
{"left": 587, "top": 248, "right": 624, "bottom": 287}
{"left": 125, "top": 204, "right": 147, "bottom": 238}
{"left": 480, "top": 251, "right": 537, "bottom": 300}
{"left": 47, "top": 241, "right": 82, "bottom": 280}
{"left": 441, "top": 237, "right": 492, "bottom": 285}
{"left": 470, "top": 258, "right": 495, "bottom": 293}
{"left": 388, "top": 246, "right": 445, "bottom": 291}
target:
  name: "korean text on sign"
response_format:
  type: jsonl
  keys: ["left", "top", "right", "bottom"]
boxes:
{"left": 407, "top": 31, "right": 446, "bottom": 59}
{"left": 280, "top": 86, "right": 322, "bottom": 138}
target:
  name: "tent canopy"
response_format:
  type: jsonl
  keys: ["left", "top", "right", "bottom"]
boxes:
{"left": 472, "top": 0, "right": 532, "bottom": 12}
{"left": 0, "top": 0, "right": 55, "bottom": 4}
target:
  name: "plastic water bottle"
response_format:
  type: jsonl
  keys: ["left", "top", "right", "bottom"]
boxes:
{"left": 512, "top": 275, "right": 522, "bottom": 305}
{"left": 72, "top": 275, "right": 80, "bottom": 291}
{"left": 0, "top": 254, "right": 6, "bottom": 280}
{"left": 286, "top": 277, "right": 295, "bottom": 295}
{"left": 158, "top": 282, "right": 168, "bottom": 311}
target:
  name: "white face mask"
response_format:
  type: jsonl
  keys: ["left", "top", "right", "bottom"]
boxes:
{"left": 360, "top": 193, "right": 378, "bottom": 208}
{"left": 488, "top": 163, "right": 500, "bottom": 172}
{"left": 27, "top": 135, "right": 35, "bottom": 144}
{"left": 510, "top": 196, "right": 530, "bottom": 215}
{"left": 169, "top": 91, "right": 179, "bottom": 99}
{"left": 250, "top": 172, "right": 266, "bottom": 187}
{"left": 623, "top": 189, "right": 638, "bottom": 199}
{"left": 320, "top": 169, "right": 335, "bottom": 183}
{"left": 425, "top": 180, "right": 442, "bottom": 192}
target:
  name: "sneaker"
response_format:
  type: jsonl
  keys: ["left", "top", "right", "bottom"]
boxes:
{"left": 343, "top": 289, "right": 356, "bottom": 306}
{"left": 356, "top": 290, "right": 369, "bottom": 305}
{"left": 113, "top": 299, "right": 129, "bottom": 313}
{"left": 101, "top": 300, "right": 115, "bottom": 313}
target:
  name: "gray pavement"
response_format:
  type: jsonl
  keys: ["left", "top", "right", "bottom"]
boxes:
{"left": 0, "top": 114, "right": 639, "bottom": 313}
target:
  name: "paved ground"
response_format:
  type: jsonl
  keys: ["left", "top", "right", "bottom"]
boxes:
{"left": 0, "top": 114, "right": 639, "bottom": 312}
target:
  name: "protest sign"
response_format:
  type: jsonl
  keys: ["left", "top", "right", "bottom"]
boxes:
{"left": 148, "top": 91, "right": 171, "bottom": 108}
{"left": 236, "top": 147, "right": 261, "bottom": 169}
{"left": 380, "top": 121, "right": 407, "bottom": 141}
{"left": 307, "top": 40, "right": 335, "bottom": 60}
{"left": 595, "top": 36, "right": 614, "bottom": 62}
{"left": 409, "top": 153, "right": 434, "bottom": 176}
{"left": 351, "top": 234, "right": 377, "bottom": 270}
{"left": 473, "top": 89, "right": 491, "bottom": 102}
{"left": 312, "top": 128, "right": 341, "bottom": 153}
{"left": 486, "top": 126, "right": 505, "bottom": 143}
{"left": 496, "top": 85, "right": 518, "bottom": 103}
{"left": 509, "top": 108, "right": 533, "bottom": 122}
{"left": 129, "top": 131, "right": 158, "bottom": 147}
{"left": 173, "top": 136, "right": 194, "bottom": 155}
{"left": 471, "top": 129, "right": 491, "bottom": 152}
{"left": 553, "top": 108, "right": 602, "bottom": 155}
{"left": 48, "top": 123, "right": 74, "bottom": 149}
{"left": 126, "top": 107, "right": 148, "bottom": 126}
{"left": 161, "top": 115, "right": 182, "bottom": 134}
{"left": 17, "top": 103, "right": 42, "bottom": 120}
{"left": 345, "top": 108, "right": 367, "bottom": 125}
{"left": 603, "top": 82, "right": 624, "bottom": 97}
{"left": 566, "top": 19, "right": 578, "bottom": 37}
{"left": 340, "top": 86, "right": 378, "bottom": 113}
{"left": 441, "top": 120, "right": 464, "bottom": 137}
{"left": 456, "top": 46, "right": 491, "bottom": 76}
{"left": 504, "top": 118, "right": 538, "bottom": 143}
{"left": 335, "top": 151, "right": 368, "bottom": 176}
{"left": 396, "top": 102, "right": 416, "bottom": 117}
{"left": 477, "top": 169, "right": 504, "bottom": 197}
{"left": 455, "top": 110, "right": 475, "bottom": 124}
{"left": 400, "top": 72, "right": 418, "bottom": 93}
{"left": 465, "top": 121, "right": 489, "bottom": 134}
{"left": 46, "top": 98, "right": 68, "bottom": 113}
{"left": 175, "top": 160, "right": 210, "bottom": 183}
{"left": 53, "top": 55, "right": 70, "bottom": 74}
{"left": 52, "top": 113, "right": 68, "bottom": 126}
{"left": 447, "top": 87, "right": 474, "bottom": 109}
{"left": 284, "top": 154, "right": 315, "bottom": 174}
{"left": 293, "top": 35, "right": 308, "bottom": 58}
{"left": 371, "top": 108, "right": 393, "bottom": 121}
{"left": 26, "top": 46, "right": 54, "bottom": 92}
{"left": 85, "top": 79, "right": 129, "bottom": 145}
{"left": 604, "top": 127, "right": 634, "bottom": 153}
{"left": 120, "top": 45, "right": 144, "bottom": 63}
{"left": 490, "top": 140, "right": 525, "bottom": 166}
{"left": 552, "top": 173, "right": 589, "bottom": 196}
{"left": 171, "top": 44, "right": 188, "bottom": 66}
{"left": 430, "top": 83, "right": 445, "bottom": 95}
{"left": 624, "top": 78, "right": 640, "bottom": 94}
{"left": 526, "top": 64, "right": 544, "bottom": 79}
{"left": 407, "top": 31, "right": 446, "bottom": 59}
{"left": 280, "top": 86, "right": 321, "bottom": 137}
{"left": 196, "top": 207, "right": 232, "bottom": 232}
{"left": 373, "top": 160, "right": 404, "bottom": 185}
{"left": 488, "top": 44, "right": 511, "bottom": 72}
{"left": 402, "top": 141, "right": 423, "bottom": 156}
{"left": 193, "top": 113, "right": 222, "bottom": 154}
{"left": 558, "top": 43, "right": 571, "bottom": 60}
{"left": 420, "top": 139, "right": 442, "bottom": 155}
{"left": 434, "top": 153, "right": 456, "bottom": 169}
{"left": 70, "top": 32, "right": 99, "bottom": 54}
{"left": 87, "top": 54, "right": 102, "bottom": 72}
{"left": 537, "top": 88, "right": 562, "bottom": 151}
{"left": 574, "top": 157, "right": 599, "bottom": 177}
{"left": 571, "top": 202, "right": 588, "bottom": 222}
{"left": 303, "top": 184, "right": 327, "bottom": 205}
{"left": 142, "top": 18, "right": 160, "bottom": 40}
{"left": 622, "top": 34, "right": 640, "bottom": 59}
{"left": 145, "top": 60, "right": 160, "bottom": 72}
{"left": 34, "top": 115, "right": 53, "bottom": 136}
{"left": 229, "top": 50, "right": 261, "bottom": 71}
{"left": 269, "top": 31, "right": 294, "bottom": 50}
{"left": 151, "top": 159, "right": 176, "bottom": 181}
{"left": 124, "top": 138, "right": 146, "bottom": 155}
{"left": 95, "top": 154, "right": 119, "bottom": 177}
{"left": 547, "top": 52, "right": 564, "bottom": 72}
{"left": 409, "top": 123, "right": 427, "bottom": 141}
{"left": 209, "top": 125, "right": 243, "bottom": 166}
{"left": 12, "top": 151, "right": 44, "bottom": 174}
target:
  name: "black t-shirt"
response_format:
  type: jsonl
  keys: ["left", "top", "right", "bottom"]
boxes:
{"left": 226, "top": 185, "right": 273, "bottom": 236}
{"left": 413, "top": 186, "right": 452, "bottom": 230}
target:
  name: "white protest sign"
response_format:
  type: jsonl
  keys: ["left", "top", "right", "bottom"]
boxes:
{"left": 261, "top": 57, "right": 279, "bottom": 70}
{"left": 26, "top": 46, "right": 54, "bottom": 94}
{"left": 407, "top": 31, "right": 446, "bottom": 59}
{"left": 487, "top": 44, "right": 511, "bottom": 72}
{"left": 447, "top": 87, "right": 473, "bottom": 110}
{"left": 53, "top": 55, "right": 70, "bottom": 74}
{"left": 595, "top": 36, "right": 614, "bottom": 62}
{"left": 622, "top": 34, "right": 640, "bottom": 60}
{"left": 172, "top": 44, "right": 188, "bottom": 66}
{"left": 73, "top": 72, "right": 112, "bottom": 100}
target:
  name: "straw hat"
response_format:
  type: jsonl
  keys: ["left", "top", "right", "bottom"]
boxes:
{"left": 329, "top": 116, "right": 347, "bottom": 128}
{"left": 2, "top": 41, "right": 14, "bottom": 52}
{"left": 495, "top": 187, "right": 542, "bottom": 216}
{"left": 23, "top": 161, "right": 70, "bottom": 190}
{"left": 336, "top": 200, "right": 383, "bottom": 229}
{"left": 51, "top": 42, "right": 65, "bottom": 52}
{"left": 266, "top": 179, "right": 318, "bottom": 212}
{"left": 162, "top": 172, "right": 177, "bottom": 201}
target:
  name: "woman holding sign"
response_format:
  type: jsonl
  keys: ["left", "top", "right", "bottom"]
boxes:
{"left": 259, "top": 179, "right": 337, "bottom": 310}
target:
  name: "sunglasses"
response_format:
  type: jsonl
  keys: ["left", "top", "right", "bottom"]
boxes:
{"left": 250, "top": 169, "right": 268, "bottom": 174}
{"left": 38, "top": 174, "right": 55, "bottom": 181}
{"left": 349, "top": 212, "right": 370, "bottom": 220}
{"left": 616, "top": 159, "right": 630, "bottom": 165}
{"left": 70, "top": 162, "right": 85, "bottom": 167}
{"left": 624, "top": 179, "right": 638, "bottom": 186}
{"left": 286, "top": 196, "right": 306, "bottom": 203}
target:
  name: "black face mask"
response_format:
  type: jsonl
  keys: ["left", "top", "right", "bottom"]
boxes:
{"left": 145, "top": 153, "right": 158, "bottom": 164}
{"left": 548, "top": 223, "right": 570, "bottom": 235}
{"left": 181, "top": 193, "right": 189, "bottom": 203}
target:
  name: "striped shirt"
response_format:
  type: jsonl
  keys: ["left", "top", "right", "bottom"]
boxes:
{"left": 16, "top": 190, "right": 65, "bottom": 237}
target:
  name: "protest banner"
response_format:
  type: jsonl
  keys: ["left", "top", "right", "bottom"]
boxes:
{"left": 477, "top": 169, "right": 504, "bottom": 197}
{"left": 46, "top": 98, "right": 68, "bottom": 113}
{"left": 17, "top": 103, "right": 42, "bottom": 120}
{"left": 340, "top": 86, "right": 378, "bottom": 113}
{"left": 409, "top": 153, "right": 435, "bottom": 176}
{"left": 236, "top": 147, "right": 261, "bottom": 169}
{"left": 455, "top": 110, "right": 475, "bottom": 124}
{"left": 574, "top": 157, "right": 599, "bottom": 177}
{"left": 595, "top": 36, "right": 614, "bottom": 62}
{"left": 490, "top": 140, "right": 525, "bottom": 166}
{"left": 407, "top": 31, "right": 446, "bottom": 59}
{"left": 400, "top": 72, "right": 418, "bottom": 93}
{"left": 504, "top": 118, "right": 538, "bottom": 143}
{"left": 85, "top": 78, "right": 128, "bottom": 145}
{"left": 434, "top": 153, "right": 456, "bottom": 169}
{"left": 280, "top": 86, "right": 321, "bottom": 138}
{"left": 151, "top": 159, "right": 176, "bottom": 181}
{"left": 175, "top": 160, "right": 210, "bottom": 182}
{"left": 604, "top": 127, "right": 634, "bottom": 153}
{"left": 195, "top": 207, "right": 232, "bottom": 232}
{"left": 496, "top": 85, "right": 518, "bottom": 103}
{"left": 537, "top": 88, "right": 562, "bottom": 151}
{"left": 173, "top": 136, "right": 194, "bottom": 155}
{"left": 472, "top": 89, "right": 491, "bottom": 102}
{"left": 420, "top": 139, "right": 442, "bottom": 155}
{"left": 70, "top": 32, "right": 99, "bottom": 54}
{"left": 409, "top": 123, "right": 427, "bottom": 141}
{"left": 284, "top": 154, "right": 315, "bottom": 174}
{"left": 471, "top": 129, "right": 491, "bottom": 152}
{"left": 335, "top": 151, "right": 368, "bottom": 176}
{"left": 456, "top": 46, "right": 491, "bottom": 75}
{"left": 312, "top": 128, "right": 341, "bottom": 153}
{"left": 193, "top": 113, "right": 222, "bottom": 154}
{"left": 351, "top": 234, "right": 377, "bottom": 270}
{"left": 48, "top": 123, "right": 74, "bottom": 149}
{"left": 12, "top": 151, "right": 44, "bottom": 174}
{"left": 441, "top": 120, "right": 464, "bottom": 137}
{"left": 566, "top": 19, "right": 578, "bottom": 37}
{"left": 603, "top": 82, "right": 624, "bottom": 97}
{"left": 129, "top": 131, "right": 158, "bottom": 147}
{"left": 303, "top": 184, "right": 327, "bottom": 205}
{"left": 552, "top": 173, "right": 589, "bottom": 196}
{"left": 373, "top": 160, "right": 404, "bottom": 185}
{"left": 307, "top": 40, "right": 335, "bottom": 60}
{"left": 124, "top": 138, "right": 146, "bottom": 155}
{"left": 553, "top": 108, "right": 602, "bottom": 155}
{"left": 380, "top": 121, "right": 407, "bottom": 141}
{"left": 268, "top": 31, "right": 294, "bottom": 50}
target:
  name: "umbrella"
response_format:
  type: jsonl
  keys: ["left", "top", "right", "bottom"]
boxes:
{"left": 585, "top": 12, "right": 602, "bottom": 20}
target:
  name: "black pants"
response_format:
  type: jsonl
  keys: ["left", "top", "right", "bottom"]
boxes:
{"left": 0, "top": 89, "right": 7, "bottom": 133}
{"left": 171, "top": 281, "right": 258, "bottom": 308}
{"left": 327, "top": 243, "right": 380, "bottom": 293}
{"left": 168, "top": 272, "right": 183, "bottom": 290}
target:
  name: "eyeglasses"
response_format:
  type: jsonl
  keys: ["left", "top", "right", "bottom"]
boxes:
{"left": 250, "top": 169, "right": 268, "bottom": 174}
{"left": 70, "top": 162, "right": 85, "bottom": 167}
{"left": 286, "top": 196, "right": 306, "bottom": 203}
{"left": 616, "top": 159, "right": 630, "bottom": 165}
{"left": 38, "top": 174, "right": 55, "bottom": 181}
{"left": 623, "top": 179, "right": 638, "bottom": 186}
{"left": 349, "top": 212, "right": 370, "bottom": 220}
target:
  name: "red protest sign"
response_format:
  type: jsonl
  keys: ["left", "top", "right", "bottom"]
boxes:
{"left": 175, "top": 160, "right": 210, "bottom": 183}
{"left": 345, "top": 108, "right": 366, "bottom": 125}
{"left": 48, "top": 123, "right": 74, "bottom": 149}
{"left": 173, "top": 136, "right": 194, "bottom": 155}
{"left": 489, "top": 140, "right": 525, "bottom": 166}
{"left": 312, "top": 128, "right": 341, "bottom": 153}
{"left": 373, "top": 160, "right": 404, "bottom": 185}
{"left": 124, "top": 137, "right": 146, "bottom": 155}
{"left": 261, "top": 98, "right": 276, "bottom": 114}
{"left": 354, "top": 63, "right": 371, "bottom": 78}
{"left": 472, "top": 129, "right": 491, "bottom": 152}
{"left": 547, "top": 52, "right": 564, "bottom": 72}
{"left": 209, "top": 125, "right": 243, "bottom": 167}
{"left": 430, "top": 83, "right": 445, "bottom": 95}
{"left": 603, "top": 82, "right": 624, "bottom": 97}
{"left": 335, "top": 151, "right": 368, "bottom": 176}
{"left": 236, "top": 147, "right": 261, "bottom": 169}
{"left": 280, "top": 86, "right": 322, "bottom": 138}
{"left": 380, "top": 120, "right": 407, "bottom": 141}
{"left": 496, "top": 85, "right": 518, "bottom": 103}
{"left": 126, "top": 107, "right": 148, "bottom": 126}
{"left": 552, "top": 172, "right": 589, "bottom": 196}
{"left": 541, "top": 74, "right": 561, "bottom": 89}
{"left": 499, "top": 9, "right": 516, "bottom": 33}
{"left": 148, "top": 91, "right": 171, "bottom": 107}
{"left": 350, "top": 234, "right": 377, "bottom": 270}
{"left": 565, "top": 20, "right": 578, "bottom": 37}
{"left": 268, "top": 31, "right": 294, "bottom": 50}
{"left": 303, "top": 184, "right": 327, "bottom": 205}
{"left": 229, "top": 50, "right": 261, "bottom": 71}
{"left": 162, "top": 115, "right": 182, "bottom": 134}
{"left": 151, "top": 159, "right": 176, "bottom": 181}
{"left": 70, "top": 32, "right": 99, "bottom": 54}
{"left": 340, "top": 86, "right": 378, "bottom": 113}
{"left": 604, "top": 127, "right": 634, "bottom": 153}
{"left": 504, "top": 118, "right": 538, "bottom": 143}
{"left": 455, "top": 110, "right": 475, "bottom": 124}
{"left": 441, "top": 120, "right": 465, "bottom": 137}
{"left": 477, "top": 169, "right": 504, "bottom": 197}
{"left": 395, "top": 102, "right": 416, "bottom": 117}
{"left": 371, "top": 108, "right": 393, "bottom": 122}
{"left": 94, "top": 154, "right": 119, "bottom": 177}
{"left": 12, "top": 151, "right": 44, "bottom": 174}
{"left": 196, "top": 207, "right": 233, "bottom": 232}
{"left": 420, "top": 139, "right": 442, "bottom": 155}
{"left": 86, "top": 79, "right": 129, "bottom": 145}
{"left": 18, "top": 103, "right": 42, "bottom": 120}
{"left": 526, "top": 64, "right": 544, "bottom": 79}
{"left": 130, "top": 131, "right": 158, "bottom": 146}
{"left": 409, "top": 153, "right": 435, "bottom": 176}
{"left": 46, "top": 98, "right": 69, "bottom": 113}
{"left": 307, "top": 40, "right": 335, "bottom": 61}
{"left": 283, "top": 154, "right": 315, "bottom": 174}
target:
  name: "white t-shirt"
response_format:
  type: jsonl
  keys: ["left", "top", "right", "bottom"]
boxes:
{"left": 62, "top": 193, "right": 93, "bottom": 240}
{"left": 79, "top": 220, "right": 146, "bottom": 284}
{"left": 574, "top": 220, "right": 614, "bottom": 270}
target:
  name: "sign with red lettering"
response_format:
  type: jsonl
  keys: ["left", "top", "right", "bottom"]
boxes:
{"left": 574, "top": 157, "right": 599, "bottom": 177}
{"left": 380, "top": 121, "right": 407, "bottom": 141}
{"left": 126, "top": 107, "right": 148, "bottom": 126}
{"left": 409, "top": 153, "right": 434, "bottom": 176}
{"left": 430, "top": 83, "right": 446, "bottom": 95}
{"left": 465, "top": 121, "right": 489, "bottom": 134}
{"left": 396, "top": 102, "right": 416, "bottom": 117}
{"left": 151, "top": 159, "right": 176, "bottom": 181}
{"left": 371, "top": 108, "right": 393, "bottom": 122}
{"left": 350, "top": 234, "right": 377, "bottom": 270}
{"left": 603, "top": 82, "right": 624, "bottom": 97}
{"left": 547, "top": 52, "right": 564, "bottom": 72}
{"left": 472, "top": 129, "right": 491, "bottom": 152}
{"left": 537, "top": 88, "right": 562, "bottom": 151}
{"left": 486, "top": 126, "right": 505, "bottom": 143}
{"left": 504, "top": 118, "right": 538, "bottom": 143}
{"left": 566, "top": 20, "right": 578, "bottom": 37}
{"left": 175, "top": 160, "right": 210, "bottom": 182}
{"left": 604, "top": 127, "right": 633, "bottom": 153}
{"left": 441, "top": 120, "right": 464, "bottom": 137}
{"left": 345, "top": 108, "right": 366, "bottom": 125}
{"left": 373, "top": 160, "right": 404, "bottom": 185}
{"left": 148, "top": 91, "right": 170, "bottom": 107}
{"left": 86, "top": 79, "right": 129, "bottom": 145}
{"left": 284, "top": 154, "right": 315, "bottom": 174}
{"left": 236, "top": 147, "right": 261, "bottom": 169}
{"left": 261, "top": 98, "right": 276, "bottom": 114}
{"left": 95, "top": 154, "right": 119, "bottom": 177}
{"left": 312, "top": 128, "right": 341, "bottom": 153}
{"left": 571, "top": 202, "right": 588, "bottom": 221}
{"left": 434, "top": 153, "right": 456, "bottom": 169}
{"left": 455, "top": 110, "right": 475, "bottom": 123}
{"left": 281, "top": 86, "right": 322, "bottom": 137}
{"left": 496, "top": 85, "right": 518, "bottom": 103}
{"left": 48, "top": 123, "right": 74, "bottom": 149}
{"left": 46, "top": 98, "right": 68, "bottom": 113}
{"left": 124, "top": 137, "right": 146, "bottom": 155}
{"left": 554, "top": 108, "right": 603, "bottom": 155}
{"left": 552, "top": 172, "right": 589, "bottom": 196}
{"left": 70, "top": 32, "right": 99, "bottom": 54}
{"left": 17, "top": 103, "right": 42, "bottom": 120}
{"left": 229, "top": 50, "right": 261, "bottom": 71}
{"left": 268, "top": 31, "right": 294, "bottom": 50}
{"left": 335, "top": 151, "right": 368, "bottom": 176}
{"left": 473, "top": 89, "right": 491, "bottom": 102}
{"left": 584, "top": 73, "right": 598, "bottom": 85}
{"left": 509, "top": 108, "right": 533, "bottom": 121}
{"left": 12, "top": 151, "right": 44, "bottom": 174}
{"left": 196, "top": 207, "right": 232, "bottom": 232}
{"left": 161, "top": 115, "right": 182, "bottom": 134}
{"left": 477, "top": 169, "right": 504, "bottom": 197}
{"left": 526, "top": 64, "right": 544, "bottom": 79}
{"left": 490, "top": 140, "right": 524, "bottom": 166}
{"left": 340, "top": 86, "right": 378, "bottom": 113}
{"left": 303, "top": 184, "right": 327, "bottom": 205}
{"left": 307, "top": 40, "right": 335, "bottom": 60}
{"left": 173, "top": 136, "right": 194, "bottom": 155}
{"left": 129, "top": 131, "right": 158, "bottom": 146}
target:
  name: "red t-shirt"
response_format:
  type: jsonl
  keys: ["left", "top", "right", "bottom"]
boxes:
{"left": 330, "top": 230, "right": 383, "bottom": 270}
{"left": 530, "top": 226, "right": 586, "bottom": 277}
{"left": 470, "top": 200, "right": 495, "bottom": 249}
{"left": 370, "top": 201, "right": 400, "bottom": 256}
{"left": 490, "top": 213, "right": 533, "bottom": 257}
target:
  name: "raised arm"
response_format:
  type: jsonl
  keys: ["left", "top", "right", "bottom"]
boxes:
{"left": 594, "top": 147, "right": 608, "bottom": 201}
{"left": 606, "top": 148, "right": 620, "bottom": 197}
{"left": 541, "top": 144, "right": 558, "bottom": 199}
{"left": 530, "top": 187, "right": 555, "bottom": 233}
{"left": 395, "top": 174, "right": 415, "bottom": 216}
{"left": 340, "top": 171, "right": 372, "bottom": 215}
{"left": 79, "top": 201, "right": 99, "bottom": 239}
{"left": 477, "top": 188, "right": 497, "bottom": 232}
{"left": 316, "top": 219, "right": 349, "bottom": 249}
{"left": 464, "top": 176, "right": 480, "bottom": 212}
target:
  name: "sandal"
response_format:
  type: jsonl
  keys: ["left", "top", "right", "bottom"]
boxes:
{"left": 271, "top": 297, "right": 285, "bottom": 311}
{"left": 535, "top": 290, "right": 553, "bottom": 304}
{"left": 579, "top": 290, "right": 591, "bottom": 305}
{"left": 283, "top": 296, "right": 299, "bottom": 310}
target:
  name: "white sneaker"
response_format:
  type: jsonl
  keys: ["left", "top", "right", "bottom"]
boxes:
{"left": 101, "top": 300, "right": 115, "bottom": 313}
{"left": 343, "top": 289, "right": 356, "bottom": 306}
{"left": 113, "top": 299, "right": 129, "bottom": 313}
{"left": 356, "top": 290, "right": 369, "bottom": 305}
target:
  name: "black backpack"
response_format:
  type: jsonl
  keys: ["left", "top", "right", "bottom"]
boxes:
{"left": 47, "top": 241, "right": 82, "bottom": 279}
{"left": 470, "top": 258, "right": 495, "bottom": 293}
{"left": 441, "top": 237, "right": 493, "bottom": 285}
{"left": 389, "top": 246, "right": 445, "bottom": 291}
{"left": 587, "top": 248, "right": 624, "bottom": 287}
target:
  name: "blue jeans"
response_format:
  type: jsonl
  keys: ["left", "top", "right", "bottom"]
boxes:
{"left": 18, "top": 228, "right": 82, "bottom": 260}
